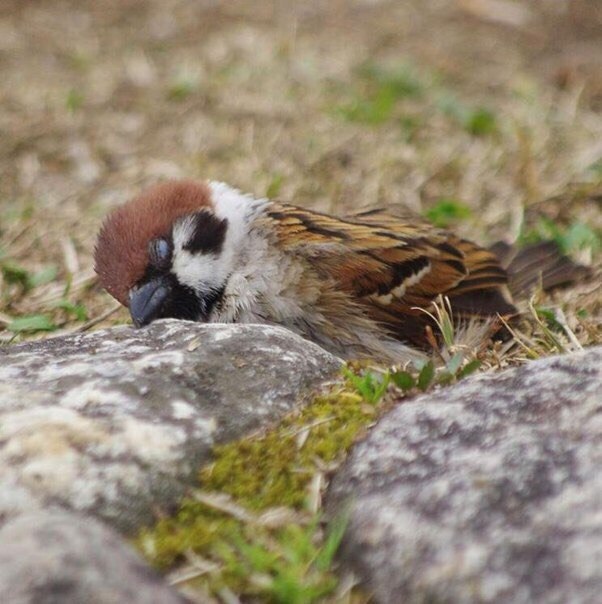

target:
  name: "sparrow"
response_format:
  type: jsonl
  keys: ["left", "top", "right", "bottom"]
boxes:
{"left": 94, "top": 180, "right": 581, "bottom": 362}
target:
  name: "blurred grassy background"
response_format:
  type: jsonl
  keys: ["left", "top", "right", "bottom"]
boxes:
{"left": 0, "top": 0, "right": 600, "bottom": 347}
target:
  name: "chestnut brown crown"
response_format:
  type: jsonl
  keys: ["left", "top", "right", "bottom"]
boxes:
{"left": 94, "top": 180, "right": 212, "bottom": 306}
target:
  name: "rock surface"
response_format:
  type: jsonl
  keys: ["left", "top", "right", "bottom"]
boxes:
{"left": 328, "top": 347, "right": 602, "bottom": 604}
{"left": 0, "top": 509, "right": 192, "bottom": 604}
{"left": 0, "top": 320, "right": 340, "bottom": 532}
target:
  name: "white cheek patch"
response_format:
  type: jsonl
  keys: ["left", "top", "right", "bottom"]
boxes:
{"left": 172, "top": 249, "right": 222, "bottom": 292}
{"left": 172, "top": 214, "right": 195, "bottom": 251}
{"left": 169, "top": 182, "right": 269, "bottom": 298}
{"left": 171, "top": 217, "right": 223, "bottom": 293}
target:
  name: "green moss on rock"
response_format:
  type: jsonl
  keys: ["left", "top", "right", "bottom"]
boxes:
{"left": 203, "top": 391, "right": 370, "bottom": 509}
{"left": 135, "top": 382, "right": 382, "bottom": 600}
{"left": 136, "top": 356, "right": 480, "bottom": 600}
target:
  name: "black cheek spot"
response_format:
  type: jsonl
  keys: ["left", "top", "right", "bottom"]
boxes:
{"left": 184, "top": 211, "right": 228, "bottom": 255}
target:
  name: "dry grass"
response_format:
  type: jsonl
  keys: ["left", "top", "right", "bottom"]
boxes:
{"left": 0, "top": 3, "right": 600, "bottom": 600}
{"left": 1, "top": 0, "right": 600, "bottom": 360}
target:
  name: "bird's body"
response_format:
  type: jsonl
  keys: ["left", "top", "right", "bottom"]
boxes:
{"left": 94, "top": 180, "right": 578, "bottom": 362}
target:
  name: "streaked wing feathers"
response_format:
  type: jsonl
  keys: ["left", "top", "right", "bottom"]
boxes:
{"left": 268, "top": 204, "right": 516, "bottom": 342}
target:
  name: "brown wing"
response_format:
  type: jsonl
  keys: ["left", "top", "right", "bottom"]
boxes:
{"left": 267, "top": 204, "right": 516, "bottom": 345}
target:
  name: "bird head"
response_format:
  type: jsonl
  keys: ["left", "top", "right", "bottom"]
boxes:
{"left": 94, "top": 180, "right": 252, "bottom": 327}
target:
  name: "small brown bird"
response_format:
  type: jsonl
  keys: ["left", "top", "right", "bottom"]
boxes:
{"left": 94, "top": 180, "right": 581, "bottom": 362}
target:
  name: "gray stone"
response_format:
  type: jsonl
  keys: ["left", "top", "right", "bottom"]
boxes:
{"left": 328, "top": 347, "right": 602, "bottom": 604}
{"left": 0, "top": 320, "right": 340, "bottom": 532}
{"left": 0, "top": 508, "right": 193, "bottom": 604}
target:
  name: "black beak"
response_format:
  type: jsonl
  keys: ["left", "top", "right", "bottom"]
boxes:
{"left": 128, "top": 277, "right": 171, "bottom": 328}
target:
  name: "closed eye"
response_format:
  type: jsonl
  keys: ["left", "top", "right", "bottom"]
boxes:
{"left": 149, "top": 237, "right": 172, "bottom": 269}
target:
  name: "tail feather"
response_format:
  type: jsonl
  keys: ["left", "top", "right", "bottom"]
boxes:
{"left": 490, "top": 241, "right": 590, "bottom": 298}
